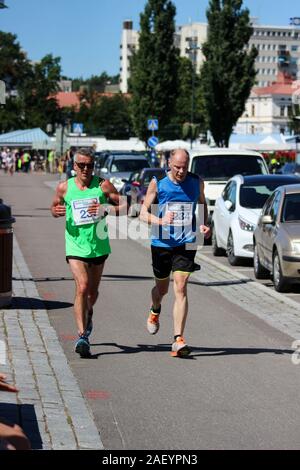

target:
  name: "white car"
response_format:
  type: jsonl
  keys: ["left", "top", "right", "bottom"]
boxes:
{"left": 189, "top": 148, "right": 269, "bottom": 225}
{"left": 212, "top": 174, "right": 300, "bottom": 265}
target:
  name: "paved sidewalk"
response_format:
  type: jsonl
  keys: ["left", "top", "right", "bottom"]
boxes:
{"left": 0, "top": 236, "right": 104, "bottom": 450}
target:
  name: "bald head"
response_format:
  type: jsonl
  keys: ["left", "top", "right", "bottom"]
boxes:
{"left": 169, "top": 148, "right": 189, "bottom": 183}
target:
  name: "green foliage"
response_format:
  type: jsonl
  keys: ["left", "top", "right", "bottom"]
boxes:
{"left": 0, "top": 31, "right": 62, "bottom": 132}
{"left": 129, "top": 0, "right": 180, "bottom": 143}
{"left": 75, "top": 93, "right": 134, "bottom": 139}
{"left": 200, "top": 0, "right": 258, "bottom": 146}
{"left": 172, "top": 57, "right": 207, "bottom": 139}
{"left": 20, "top": 54, "right": 62, "bottom": 129}
{"left": 72, "top": 73, "right": 120, "bottom": 92}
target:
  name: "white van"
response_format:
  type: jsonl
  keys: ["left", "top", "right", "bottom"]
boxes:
{"left": 189, "top": 148, "right": 269, "bottom": 223}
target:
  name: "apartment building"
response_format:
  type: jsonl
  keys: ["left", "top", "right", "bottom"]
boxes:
{"left": 119, "top": 18, "right": 300, "bottom": 93}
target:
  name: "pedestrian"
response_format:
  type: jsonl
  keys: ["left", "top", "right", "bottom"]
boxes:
{"left": 50, "top": 147, "right": 127, "bottom": 358}
{"left": 140, "top": 148, "right": 210, "bottom": 357}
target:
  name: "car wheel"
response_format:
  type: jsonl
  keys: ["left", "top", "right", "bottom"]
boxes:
{"left": 272, "top": 250, "right": 288, "bottom": 292}
{"left": 253, "top": 243, "right": 269, "bottom": 279}
{"left": 226, "top": 231, "right": 240, "bottom": 266}
{"left": 212, "top": 225, "right": 225, "bottom": 256}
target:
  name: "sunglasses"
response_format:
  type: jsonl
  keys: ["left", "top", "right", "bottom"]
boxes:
{"left": 75, "top": 162, "right": 94, "bottom": 170}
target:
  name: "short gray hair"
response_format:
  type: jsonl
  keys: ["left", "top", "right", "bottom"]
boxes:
{"left": 74, "top": 147, "right": 95, "bottom": 162}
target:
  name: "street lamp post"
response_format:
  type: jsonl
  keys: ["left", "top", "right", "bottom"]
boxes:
{"left": 185, "top": 35, "right": 201, "bottom": 148}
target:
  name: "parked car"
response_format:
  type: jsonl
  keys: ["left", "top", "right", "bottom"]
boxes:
{"left": 189, "top": 148, "right": 269, "bottom": 226}
{"left": 253, "top": 183, "right": 300, "bottom": 292}
{"left": 95, "top": 153, "right": 150, "bottom": 192}
{"left": 212, "top": 174, "right": 300, "bottom": 266}
{"left": 276, "top": 162, "right": 300, "bottom": 176}
{"left": 125, "top": 167, "right": 166, "bottom": 216}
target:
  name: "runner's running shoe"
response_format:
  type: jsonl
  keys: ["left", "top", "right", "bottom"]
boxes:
{"left": 171, "top": 336, "right": 191, "bottom": 357}
{"left": 75, "top": 334, "right": 91, "bottom": 358}
{"left": 147, "top": 310, "right": 160, "bottom": 335}
{"left": 85, "top": 309, "right": 93, "bottom": 337}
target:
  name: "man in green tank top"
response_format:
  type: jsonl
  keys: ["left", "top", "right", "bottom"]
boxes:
{"left": 51, "top": 148, "right": 127, "bottom": 357}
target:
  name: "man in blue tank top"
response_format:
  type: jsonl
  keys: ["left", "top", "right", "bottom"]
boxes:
{"left": 140, "top": 148, "right": 210, "bottom": 357}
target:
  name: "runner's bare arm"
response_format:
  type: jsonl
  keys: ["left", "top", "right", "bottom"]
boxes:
{"left": 100, "top": 179, "right": 128, "bottom": 216}
{"left": 140, "top": 179, "right": 174, "bottom": 225}
{"left": 198, "top": 179, "right": 211, "bottom": 238}
{"left": 51, "top": 181, "right": 67, "bottom": 218}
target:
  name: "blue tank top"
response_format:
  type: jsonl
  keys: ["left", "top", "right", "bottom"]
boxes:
{"left": 151, "top": 172, "right": 200, "bottom": 248}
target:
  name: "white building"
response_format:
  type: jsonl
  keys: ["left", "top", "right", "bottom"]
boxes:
{"left": 236, "top": 72, "right": 300, "bottom": 135}
{"left": 119, "top": 20, "right": 139, "bottom": 93}
{"left": 119, "top": 18, "right": 300, "bottom": 93}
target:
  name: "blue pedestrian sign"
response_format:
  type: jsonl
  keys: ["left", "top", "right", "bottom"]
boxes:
{"left": 147, "top": 119, "right": 159, "bottom": 131}
{"left": 148, "top": 136, "right": 159, "bottom": 148}
{"left": 73, "top": 122, "right": 84, "bottom": 134}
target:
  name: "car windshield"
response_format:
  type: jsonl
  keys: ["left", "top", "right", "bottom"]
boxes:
{"left": 191, "top": 155, "right": 267, "bottom": 180}
{"left": 281, "top": 193, "right": 300, "bottom": 222}
{"left": 111, "top": 159, "right": 149, "bottom": 173}
{"left": 240, "top": 182, "right": 284, "bottom": 209}
{"left": 142, "top": 170, "right": 166, "bottom": 186}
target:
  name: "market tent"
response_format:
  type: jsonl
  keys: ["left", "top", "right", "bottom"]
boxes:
{"left": 229, "top": 133, "right": 292, "bottom": 151}
{"left": 155, "top": 139, "right": 190, "bottom": 152}
{"left": 0, "top": 128, "right": 54, "bottom": 149}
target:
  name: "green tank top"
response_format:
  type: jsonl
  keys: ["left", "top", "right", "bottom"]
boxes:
{"left": 64, "top": 176, "right": 111, "bottom": 258}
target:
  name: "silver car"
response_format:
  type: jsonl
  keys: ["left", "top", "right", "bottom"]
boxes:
{"left": 253, "top": 184, "right": 300, "bottom": 292}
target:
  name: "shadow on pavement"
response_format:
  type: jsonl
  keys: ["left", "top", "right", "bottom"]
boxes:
{"left": 86, "top": 342, "right": 293, "bottom": 360}
{"left": 11, "top": 297, "right": 73, "bottom": 310}
{"left": 0, "top": 403, "right": 43, "bottom": 449}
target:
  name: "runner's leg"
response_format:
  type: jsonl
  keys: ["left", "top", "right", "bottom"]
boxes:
{"left": 172, "top": 271, "right": 190, "bottom": 337}
{"left": 151, "top": 277, "right": 170, "bottom": 310}
{"left": 68, "top": 259, "right": 89, "bottom": 335}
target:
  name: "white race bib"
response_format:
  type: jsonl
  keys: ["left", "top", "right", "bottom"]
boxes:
{"left": 166, "top": 202, "right": 193, "bottom": 226}
{"left": 71, "top": 197, "right": 100, "bottom": 226}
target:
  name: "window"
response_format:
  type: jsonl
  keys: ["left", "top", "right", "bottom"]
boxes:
{"left": 280, "top": 106, "right": 285, "bottom": 117}
{"left": 269, "top": 191, "right": 281, "bottom": 220}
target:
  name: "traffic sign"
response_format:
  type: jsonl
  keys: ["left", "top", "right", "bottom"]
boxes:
{"left": 147, "top": 119, "right": 159, "bottom": 131}
{"left": 148, "top": 136, "right": 159, "bottom": 148}
{"left": 73, "top": 122, "right": 84, "bottom": 134}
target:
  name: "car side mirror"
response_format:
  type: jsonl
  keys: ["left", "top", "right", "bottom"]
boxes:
{"left": 261, "top": 215, "right": 273, "bottom": 224}
{"left": 224, "top": 200, "right": 233, "bottom": 211}
{"left": 100, "top": 167, "right": 108, "bottom": 173}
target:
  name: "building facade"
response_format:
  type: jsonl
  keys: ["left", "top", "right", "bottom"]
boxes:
{"left": 235, "top": 72, "right": 300, "bottom": 135}
{"left": 119, "top": 18, "right": 300, "bottom": 93}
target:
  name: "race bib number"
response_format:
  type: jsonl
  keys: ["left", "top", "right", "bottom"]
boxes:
{"left": 166, "top": 202, "right": 193, "bottom": 226}
{"left": 71, "top": 197, "right": 100, "bottom": 226}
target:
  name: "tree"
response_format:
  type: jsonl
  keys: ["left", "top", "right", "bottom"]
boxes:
{"left": 129, "top": 0, "right": 179, "bottom": 142}
{"left": 0, "top": 31, "right": 31, "bottom": 132}
{"left": 200, "top": 0, "right": 258, "bottom": 147}
{"left": 20, "top": 54, "right": 62, "bottom": 130}
{"left": 172, "top": 57, "right": 207, "bottom": 140}
{"left": 75, "top": 94, "right": 133, "bottom": 139}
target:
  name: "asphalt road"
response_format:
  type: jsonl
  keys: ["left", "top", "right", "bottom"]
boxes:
{"left": 1, "top": 171, "right": 300, "bottom": 450}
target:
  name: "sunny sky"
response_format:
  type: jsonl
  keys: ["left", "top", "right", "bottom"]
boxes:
{"left": 0, "top": 0, "right": 299, "bottom": 79}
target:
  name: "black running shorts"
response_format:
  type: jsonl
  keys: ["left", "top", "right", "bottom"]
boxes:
{"left": 66, "top": 254, "right": 109, "bottom": 266}
{"left": 151, "top": 245, "right": 197, "bottom": 280}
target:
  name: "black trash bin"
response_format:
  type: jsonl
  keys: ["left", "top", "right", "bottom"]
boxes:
{"left": 0, "top": 199, "right": 15, "bottom": 308}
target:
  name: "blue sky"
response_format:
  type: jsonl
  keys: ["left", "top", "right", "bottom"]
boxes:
{"left": 0, "top": 0, "right": 299, "bottom": 79}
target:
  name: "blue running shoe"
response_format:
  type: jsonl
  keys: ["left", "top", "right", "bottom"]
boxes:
{"left": 75, "top": 334, "right": 91, "bottom": 358}
{"left": 85, "top": 309, "right": 93, "bottom": 337}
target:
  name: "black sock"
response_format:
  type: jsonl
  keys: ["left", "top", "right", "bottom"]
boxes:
{"left": 174, "top": 335, "right": 182, "bottom": 341}
{"left": 151, "top": 305, "right": 161, "bottom": 314}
